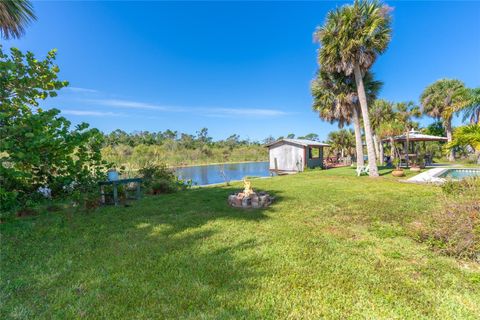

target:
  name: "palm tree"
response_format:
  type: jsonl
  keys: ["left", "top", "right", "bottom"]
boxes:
{"left": 369, "top": 99, "right": 394, "bottom": 165}
{"left": 312, "top": 70, "right": 382, "bottom": 168}
{"left": 420, "top": 79, "right": 470, "bottom": 161}
{"left": 375, "top": 101, "right": 421, "bottom": 164}
{"left": 378, "top": 120, "right": 404, "bottom": 161}
{"left": 462, "top": 88, "right": 480, "bottom": 125}
{"left": 0, "top": 0, "right": 36, "bottom": 40}
{"left": 315, "top": 0, "right": 392, "bottom": 177}
{"left": 327, "top": 129, "right": 355, "bottom": 159}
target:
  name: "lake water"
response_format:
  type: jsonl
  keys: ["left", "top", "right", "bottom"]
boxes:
{"left": 175, "top": 161, "right": 272, "bottom": 186}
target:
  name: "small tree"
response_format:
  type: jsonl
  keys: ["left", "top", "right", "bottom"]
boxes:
{"left": 0, "top": 46, "right": 109, "bottom": 211}
{"left": 447, "top": 125, "right": 480, "bottom": 164}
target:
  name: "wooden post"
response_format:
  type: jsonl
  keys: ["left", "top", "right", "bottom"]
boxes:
{"left": 113, "top": 182, "right": 118, "bottom": 206}
{"left": 100, "top": 185, "right": 105, "bottom": 204}
{"left": 136, "top": 182, "right": 141, "bottom": 199}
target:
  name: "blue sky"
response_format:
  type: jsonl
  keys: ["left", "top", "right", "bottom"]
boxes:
{"left": 4, "top": 1, "right": 480, "bottom": 141}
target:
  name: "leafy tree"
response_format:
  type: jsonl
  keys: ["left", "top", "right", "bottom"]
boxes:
{"left": 0, "top": 46, "right": 108, "bottom": 210}
{"left": 315, "top": 0, "right": 392, "bottom": 176}
{"left": 299, "top": 133, "right": 319, "bottom": 141}
{"left": 0, "top": 0, "right": 36, "bottom": 39}
{"left": 420, "top": 79, "right": 470, "bottom": 161}
{"left": 196, "top": 127, "right": 212, "bottom": 145}
{"left": 447, "top": 124, "right": 480, "bottom": 164}
{"left": 263, "top": 136, "right": 276, "bottom": 145}
{"left": 286, "top": 133, "right": 295, "bottom": 139}
{"left": 162, "top": 129, "right": 178, "bottom": 141}
{"left": 423, "top": 121, "right": 446, "bottom": 137}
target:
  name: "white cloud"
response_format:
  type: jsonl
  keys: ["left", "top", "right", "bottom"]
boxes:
{"left": 84, "top": 98, "right": 288, "bottom": 118}
{"left": 205, "top": 108, "right": 288, "bottom": 117}
{"left": 65, "top": 87, "right": 98, "bottom": 93}
{"left": 62, "top": 110, "right": 124, "bottom": 117}
{"left": 87, "top": 99, "right": 174, "bottom": 111}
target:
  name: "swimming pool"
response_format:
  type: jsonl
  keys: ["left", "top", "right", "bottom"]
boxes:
{"left": 438, "top": 168, "right": 480, "bottom": 180}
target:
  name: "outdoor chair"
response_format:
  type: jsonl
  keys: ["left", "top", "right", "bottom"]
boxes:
{"left": 356, "top": 165, "right": 369, "bottom": 176}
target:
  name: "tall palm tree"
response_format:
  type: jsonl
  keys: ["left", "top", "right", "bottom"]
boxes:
{"left": 420, "top": 79, "right": 470, "bottom": 161}
{"left": 312, "top": 70, "right": 382, "bottom": 168}
{"left": 0, "top": 0, "right": 36, "bottom": 40}
{"left": 315, "top": 0, "right": 392, "bottom": 177}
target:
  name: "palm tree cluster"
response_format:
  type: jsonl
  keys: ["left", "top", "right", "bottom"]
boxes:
{"left": 313, "top": 1, "right": 478, "bottom": 169}
{"left": 313, "top": 0, "right": 392, "bottom": 176}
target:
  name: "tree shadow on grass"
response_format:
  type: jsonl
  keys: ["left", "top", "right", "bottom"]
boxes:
{"left": 0, "top": 185, "right": 285, "bottom": 318}
{"left": 127, "top": 185, "right": 287, "bottom": 236}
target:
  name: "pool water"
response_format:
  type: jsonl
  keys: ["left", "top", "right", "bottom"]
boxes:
{"left": 438, "top": 169, "right": 480, "bottom": 180}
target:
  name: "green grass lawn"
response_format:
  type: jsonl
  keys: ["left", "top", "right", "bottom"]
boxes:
{"left": 1, "top": 167, "right": 479, "bottom": 319}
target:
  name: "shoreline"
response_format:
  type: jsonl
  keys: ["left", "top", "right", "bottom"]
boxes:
{"left": 193, "top": 175, "right": 273, "bottom": 188}
{"left": 172, "top": 160, "right": 268, "bottom": 169}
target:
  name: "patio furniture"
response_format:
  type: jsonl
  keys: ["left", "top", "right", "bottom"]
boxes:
{"left": 383, "top": 130, "right": 447, "bottom": 168}
{"left": 99, "top": 178, "right": 142, "bottom": 206}
{"left": 356, "top": 165, "right": 369, "bottom": 176}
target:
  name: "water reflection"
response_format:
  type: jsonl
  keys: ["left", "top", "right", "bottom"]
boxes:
{"left": 175, "top": 161, "right": 272, "bottom": 186}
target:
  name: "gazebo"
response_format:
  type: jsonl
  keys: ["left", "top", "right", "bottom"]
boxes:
{"left": 383, "top": 130, "right": 448, "bottom": 167}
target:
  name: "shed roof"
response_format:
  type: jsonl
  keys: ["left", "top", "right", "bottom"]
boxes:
{"left": 382, "top": 130, "right": 448, "bottom": 142}
{"left": 265, "top": 138, "right": 330, "bottom": 148}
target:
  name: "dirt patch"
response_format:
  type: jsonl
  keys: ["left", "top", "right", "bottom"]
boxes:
{"left": 16, "top": 208, "right": 37, "bottom": 217}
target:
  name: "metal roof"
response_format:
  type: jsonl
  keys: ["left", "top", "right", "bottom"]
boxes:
{"left": 265, "top": 138, "right": 330, "bottom": 148}
{"left": 383, "top": 130, "right": 448, "bottom": 142}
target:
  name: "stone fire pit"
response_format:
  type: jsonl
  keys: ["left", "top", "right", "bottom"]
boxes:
{"left": 228, "top": 179, "right": 274, "bottom": 209}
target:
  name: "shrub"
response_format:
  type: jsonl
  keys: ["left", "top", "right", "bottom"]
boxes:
{"left": 0, "top": 187, "right": 18, "bottom": 212}
{"left": 151, "top": 178, "right": 177, "bottom": 194}
{"left": 138, "top": 162, "right": 191, "bottom": 194}
{"left": 411, "top": 178, "right": 480, "bottom": 262}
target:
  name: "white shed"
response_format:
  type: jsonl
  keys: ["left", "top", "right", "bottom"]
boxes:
{"left": 265, "top": 139, "right": 329, "bottom": 173}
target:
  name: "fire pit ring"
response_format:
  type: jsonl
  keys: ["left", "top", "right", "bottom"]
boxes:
{"left": 227, "top": 179, "right": 274, "bottom": 209}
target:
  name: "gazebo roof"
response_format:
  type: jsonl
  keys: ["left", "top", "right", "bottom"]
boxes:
{"left": 384, "top": 130, "right": 448, "bottom": 142}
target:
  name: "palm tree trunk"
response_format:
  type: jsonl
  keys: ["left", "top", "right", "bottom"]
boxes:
{"left": 352, "top": 106, "right": 364, "bottom": 168}
{"left": 379, "top": 139, "right": 384, "bottom": 166}
{"left": 353, "top": 64, "right": 379, "bottom": 177}
{"left": 445, "top": 119, "right": 454, "bottom": 161}
{"left": 373, "top": 134, "right": 380, "bottom": 163}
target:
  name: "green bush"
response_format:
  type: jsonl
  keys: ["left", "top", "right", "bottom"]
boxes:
{"left": 138, "top": 163, "right": 191, "bottom": 194}
{"left": 151, "top": 178, "right": 177, "bottom": 194}
{"left": 0, "top": 187, "right": 18, "bottom": 212}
